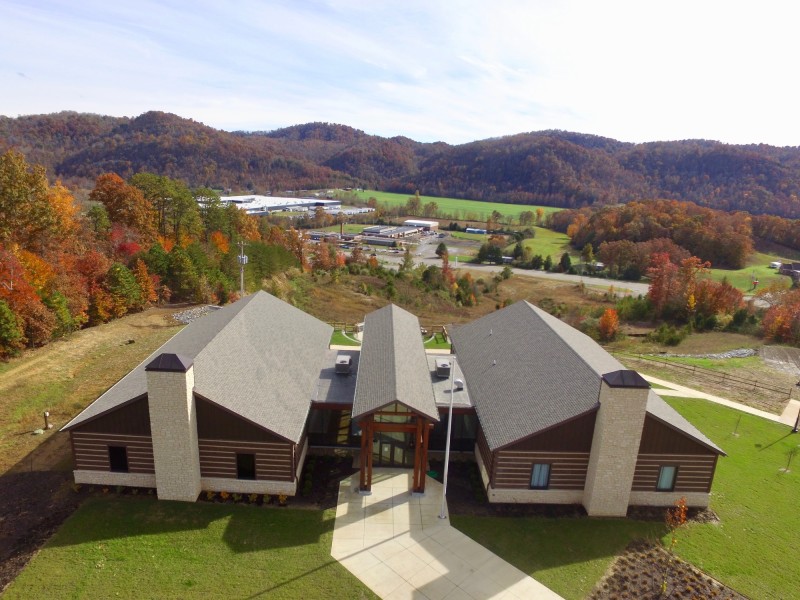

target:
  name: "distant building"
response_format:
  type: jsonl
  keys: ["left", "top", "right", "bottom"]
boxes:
{"left": 214, "top": 195, "right": 342, "bottom": 216}
{"left": 403, "top": 219, "right": 439, "bottom": 231}
{"left": 465, "top": 227, "right": 487, "bottom": 234}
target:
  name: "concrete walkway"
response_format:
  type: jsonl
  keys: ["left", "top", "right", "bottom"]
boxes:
{"left": 331, "top": 469, "right": 563, "bottom": 600}
{"left": 643, "top": 374, "right": 800, "bottom": 427}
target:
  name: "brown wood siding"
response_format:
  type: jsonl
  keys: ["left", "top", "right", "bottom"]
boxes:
{"left": 638, "top": 416, "right": 717, "bottom": 455}
{"left": 196, "top": 397, "right": 286, "bottom": 443}
{"left": 476, "top": 427, "right": 494, "bottom": 476}
{"left": 71, "top": 431, "right": 154, "bottom": 473}
{"left": 632, "top": 454, "right": 717, "bottom": 492}
{"left": 198, "top": 439, "right": 294, "bottom": 482}
{"left": 501, "top": 410, "right": 597, "bottom": 453}
{"left": 493, "top": 450, "right": 590, "bottom": 490}
{"left": 71, "top": 397, "right": 151, "bottom": 436}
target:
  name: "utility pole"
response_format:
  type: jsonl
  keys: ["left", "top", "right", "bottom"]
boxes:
{"left": 237, "top": 240, "right": 248, "bottom": 297}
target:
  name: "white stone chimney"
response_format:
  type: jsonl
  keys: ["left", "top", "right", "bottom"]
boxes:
{"left": 145, "top": 353, "right": 201, "bottom": 502}
{"left": 583, "top": 370, "right": 650, "bottom": 517}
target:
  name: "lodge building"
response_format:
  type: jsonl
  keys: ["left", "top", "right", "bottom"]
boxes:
{"left": 63, "top": 292, "right": 723, "bottom": 517}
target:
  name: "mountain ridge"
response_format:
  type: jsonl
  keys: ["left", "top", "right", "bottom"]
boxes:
{"left": 2, "top": 111, "right": 800, "bottom": 217}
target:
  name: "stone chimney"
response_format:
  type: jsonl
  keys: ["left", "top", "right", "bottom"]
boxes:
{"left": 145, "top": 353, "right": 201, "bottom": 502}
{"left": 583, "top": 370, "right": 650, "bottom": 517}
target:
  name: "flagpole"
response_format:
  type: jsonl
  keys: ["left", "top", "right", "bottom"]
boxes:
{"left": 439, "top": 357, "right": 456, "bottom": 519}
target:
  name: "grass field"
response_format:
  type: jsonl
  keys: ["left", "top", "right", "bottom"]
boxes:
{"left": 353, "top": 190, "right": 561, "bottom": 223}
{"left": 0, "top": 308, "right": 183, "bottom": 473}
{"left": 503, "top": 226, "right": 575, "bottom": 261}
{"left": 454, "top": 397, "right": 799, "bottom": 600}
{"left": 706, "top": 250, "right": 790, "bottom": 292}
{"left": 3, "top": 499, "right": 377, "bottom": 600}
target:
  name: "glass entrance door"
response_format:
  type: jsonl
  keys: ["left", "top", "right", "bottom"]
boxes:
{"left": 373, "top": 431, "right": 414, "bottom": 467}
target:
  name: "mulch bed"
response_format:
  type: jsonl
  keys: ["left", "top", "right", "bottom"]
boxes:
{"left": 588, "top": 539, "right": 746, "bottom": 600}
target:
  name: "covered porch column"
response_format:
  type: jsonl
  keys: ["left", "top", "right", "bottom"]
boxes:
{"left": 358, "top": 416, "right": 374, "bottom": 493}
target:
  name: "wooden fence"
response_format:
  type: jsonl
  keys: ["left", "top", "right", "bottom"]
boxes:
{"left": 328, "top": 322, "right": 449, "bottom": 340}
{"left": 618, "top": 353, "right": 799, "bottom": 411}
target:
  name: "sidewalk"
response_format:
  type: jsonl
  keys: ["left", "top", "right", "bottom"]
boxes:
{"left": 642, "top": 374, "right": 800, "bottom": 427}
{"left": 331, "top": 469, "right": 563, "bottom": 600}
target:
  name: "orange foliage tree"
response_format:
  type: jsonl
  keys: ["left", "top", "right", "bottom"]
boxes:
{"left": 598, "top": 308, "right": 620, "bottom": 341}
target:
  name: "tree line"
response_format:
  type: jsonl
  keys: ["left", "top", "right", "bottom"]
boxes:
{"left": 5, "top": 112, "right": 800, "bottom": 218}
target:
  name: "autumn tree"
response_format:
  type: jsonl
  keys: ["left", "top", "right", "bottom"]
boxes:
{"left": 0, "top": 150, "right": 57, "bottom": 249}
{"left": 598, "top": 308, "right": 620, "bottom": 341}
{"left": 762, "top": 288, "right": 800, "bottom": 345}
{"left": 130, "top": 173, "right": 200, "bottom": 242}
{"left": 0, "top": 299, "right": 23, "bottom": 358}
{"left": 89, "top": 173, "right": 157, "bottom": 242}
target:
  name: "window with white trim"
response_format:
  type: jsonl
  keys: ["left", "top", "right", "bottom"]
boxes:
{"left": 530, "top": 463, "right": 551, "bottom": 490}
{"left": 656, "top": 465, "right": 677, "bottom": 491}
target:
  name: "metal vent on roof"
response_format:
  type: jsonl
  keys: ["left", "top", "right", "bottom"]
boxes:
{"left": 435, "top": 358, "right": 451, "bottom": 378}
{"left": 335, "top": 354, "right": 352, "bottom": 375}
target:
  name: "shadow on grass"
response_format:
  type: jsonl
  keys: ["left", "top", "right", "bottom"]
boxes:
{"left": 45, "top": 495, "right": 335, "bottom": 554}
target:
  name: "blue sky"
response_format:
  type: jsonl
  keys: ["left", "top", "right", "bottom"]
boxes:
{"left": 2, "top": 0, "right": 799, "bottom": 146}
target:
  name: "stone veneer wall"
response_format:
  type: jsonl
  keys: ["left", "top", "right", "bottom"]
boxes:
{"left": 73, "top": 470, "right": 156, "bottom": 488}
{"left": 147, "top": 366, "right": 202, "bottom": 502}
{"left": 628, "top": 491, "right": 710, "bottom": 508}
{"left": 583, "top": 381, "right": 649, "bottom": 517}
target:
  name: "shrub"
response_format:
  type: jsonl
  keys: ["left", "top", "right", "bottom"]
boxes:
{"left": 647, "top": 323, "right": 689, "bottom": 346}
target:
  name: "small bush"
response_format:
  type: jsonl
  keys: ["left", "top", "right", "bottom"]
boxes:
{"left": 647, "top": 323, "right": 689, "bottom": 346}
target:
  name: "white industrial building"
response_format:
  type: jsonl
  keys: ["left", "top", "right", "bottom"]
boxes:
{"left": 218, "top": 195, "right": 342, "bottom": 216}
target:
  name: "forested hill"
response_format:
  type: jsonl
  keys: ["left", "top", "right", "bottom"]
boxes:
{"left": 3, "top": 111, "right": 800, "bottom": 217}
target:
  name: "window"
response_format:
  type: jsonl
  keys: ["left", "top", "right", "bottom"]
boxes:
{"left": 656, "top": 465, "right": 678, "bottom": 491}
{"left": 530, "top": 463, "right": 551, "bottom": 490}
{"left": 236, "top": 453, "right": 256, "bottom": 480}
{"left": 108, "top": 446, "right": 129, "bottom": 473}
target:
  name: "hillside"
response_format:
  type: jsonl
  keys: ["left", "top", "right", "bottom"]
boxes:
{"left": 3, "top": 112, "right": 800, "bottom": 217}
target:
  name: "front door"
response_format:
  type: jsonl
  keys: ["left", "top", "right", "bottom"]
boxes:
{"left": 373, "top": 431, "right": 414, "bottom": 467}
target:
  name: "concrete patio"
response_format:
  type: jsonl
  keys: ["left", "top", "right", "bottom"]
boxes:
{"left": 330, "top": 468, "right": 564, "bottom": 600}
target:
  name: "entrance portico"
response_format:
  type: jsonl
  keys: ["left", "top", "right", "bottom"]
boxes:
{"left": 351, "top": 304, "right": 440, "bottom": 495}
{"left": 358, "top": 404, "right": 435, "bottom": 494}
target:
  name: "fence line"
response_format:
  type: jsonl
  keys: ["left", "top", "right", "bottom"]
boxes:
{"left": 328, "top": 322, "right": 449, "bottom": 340}
{"left": 618, "top": 353, "right": 798, "bottom": 402}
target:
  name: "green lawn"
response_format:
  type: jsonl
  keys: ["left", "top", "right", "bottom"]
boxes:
{"left": 503, "top": 226, "right": 575, "bottom": 261}
{"left": 320, "top": 223, "right": 367, "bottom": 234}
{"left": 330, "top": 330, "right": 360, "bottom": 346}
{"left": 354, "top": 190, "right": 561, "bottom": 222}
{"left": 706, "top": 250, "right": 790, "bottom": 292}
{"left": 4, "top": 498, "right": 376, "bottom": 600}
{"left": 454, "top": 397, "right": 799, "bottom": 600}
{"left": 423, "top": 332, "right": 451, "bottom": 350}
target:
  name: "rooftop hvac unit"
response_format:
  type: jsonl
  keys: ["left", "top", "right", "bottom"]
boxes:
{"left": 335, "top": 354, "right": 352, "bottom": 375}
{"left": 435, "top": 358, "right": 451, "bottom": 378}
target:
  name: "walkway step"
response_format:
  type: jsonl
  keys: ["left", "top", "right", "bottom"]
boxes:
{"left": 331, "top": 468, "right": 564, "bottom": 599}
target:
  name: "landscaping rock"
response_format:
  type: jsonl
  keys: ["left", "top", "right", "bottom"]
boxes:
{"left": 172, "top": 305, "right": 221, "bottom": 324}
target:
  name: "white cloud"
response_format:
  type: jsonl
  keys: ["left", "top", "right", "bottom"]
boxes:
{"left": 1, "top": 0, "right": 799, "bottom": 146}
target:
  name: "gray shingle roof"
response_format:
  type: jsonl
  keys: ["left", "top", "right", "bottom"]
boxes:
{"left": 352, "top": 304, "right": 439, "bottom": 420}
{"left": 646, "top": 392, "right": 725, "bottom": 455}
{"left": 63, "top": 291, "right": 333, "bottom": 443}
{"left": 450, "top": 300, "right": 619, "bottom": 451}
{"left": 451, "top": 300, "right": 723, "bottom": 454}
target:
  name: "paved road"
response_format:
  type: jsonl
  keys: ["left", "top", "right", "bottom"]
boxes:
{"left": 379, "top": 246, "right": 651, "bottom": 296}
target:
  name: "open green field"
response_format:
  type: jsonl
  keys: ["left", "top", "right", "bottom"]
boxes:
{"left": 4, "top": 499, "right": 376, "bottom": 600}
{"left": 706, "top": 250, "right": 791, "bottom": 292}
{"left": 320, "top": 223, "right": 367, "bottom": 234}
{"left": 503, "top": 226, "right": 575, "bottom": 261}
{"left": 353, "top": 189, "right": 561, "bottom": 222}
{"left": 454, "top": 397, "right": 799, "bottom": 600}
